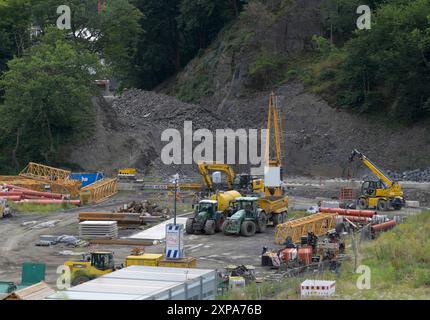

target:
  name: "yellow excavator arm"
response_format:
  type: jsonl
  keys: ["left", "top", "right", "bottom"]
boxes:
{"left": 197, "top": 162, "right": 236, "bottom": 190}
{"left": 349, "top": 149, "right": 393, "bottom": 187}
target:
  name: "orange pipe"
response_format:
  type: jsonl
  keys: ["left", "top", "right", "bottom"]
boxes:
{"left": 371, "top": 220, "right": 396, "bottom": 232}
{"left": 18, "top": 199, "right": 80, "bottom": 205}
{"left": 319, "top": 207, "right": 376, "bottom": 218}
{"left": 0, "top": 196, "right": 22, "bottom": 201}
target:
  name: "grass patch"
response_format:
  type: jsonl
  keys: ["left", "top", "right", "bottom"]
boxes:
{"left": 10, "top": 202, "right": 75, "bottom": 213}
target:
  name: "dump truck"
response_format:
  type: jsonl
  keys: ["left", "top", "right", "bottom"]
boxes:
{"left": 222, "top": 197, "right": 267, "bottom": 237}
{"left": 258, "top": 195, "right": 289, "bottom": 226}
{"left": 186, "top": 190, "right": 241, "bottom": 235}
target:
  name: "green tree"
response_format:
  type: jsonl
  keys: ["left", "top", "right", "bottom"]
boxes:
{"left": 333, "top": 0, "right": 430, "bottom": 123}
{"left": 0, "top": 0, "right": 32, "bottom": 74}
{"left": 0, "top": 29, "right": 105, "bottom": 170}
{"left": 30, "top": 0, "right": 142, "bottom": 86}
{"left": 178, "top": 0, "right": 236, "bottom": 64}
{"left": 130, "top": 0, "right": 180, "bottom": 89}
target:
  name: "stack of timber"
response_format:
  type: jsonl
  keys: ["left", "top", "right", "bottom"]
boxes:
{"left": 78, "top": 212, "right": 162, "bottom": 225}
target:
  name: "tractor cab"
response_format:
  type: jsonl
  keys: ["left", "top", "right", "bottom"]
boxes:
{"left": 193, "top": 200, "right": 218, "bottom": 222}
{"left": 89, "top": 252, "right": 115, "bottom": 271}
{"left": 231, "top": 197, "right": 259, "bottom": 219}
{"left": 361, "top": 180, "right": 386, "bottom": 197}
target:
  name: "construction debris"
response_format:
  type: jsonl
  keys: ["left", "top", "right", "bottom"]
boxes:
{"left": 35, "top": 235, "right": 89, "bottom": 247}
{"left": 79, "top": 221, "right": 118, "bottom": 239}
{"left": 30, "top": 220, "right": 61, "bottom": 229}
{"left": 118, "top": 200, "right": 171, "bottom": 218}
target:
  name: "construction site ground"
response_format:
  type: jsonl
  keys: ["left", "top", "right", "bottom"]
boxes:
{"left": 0, "top": 178, "right": 427, "bottom": 287}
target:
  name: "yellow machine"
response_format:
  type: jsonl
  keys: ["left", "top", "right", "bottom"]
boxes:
{"left": 65, "top": 250, "right": 198, "bottom": 286}
{"left": 64, "top": 251, "right": 116, "bottom": 286}
{"left": 259, "top": 92, "right": 289, "bottom": 225}
{"left": 117, "top": 168, "right": 137, "bottom": 177}
{"left": 125, "top": 253, "right": 197, "bottom": 268}
{"left": 197, "top": 161, "right": 264, "bottom": 193}
{"left": 275, "top": 212, "right": 337, "bottom": 244}
{"left": 349, "top": 149, "right": 405, "bottom": 211}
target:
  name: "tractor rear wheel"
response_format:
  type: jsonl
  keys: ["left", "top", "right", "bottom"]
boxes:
{"left": 377, "top": 199, "right": 389, "bottom": 211}
{"left": 357, "top": 197, "right": 368, "bottom": 210}
{"left": 257, "top": 214, "right": 267, "bottom": 233}
{"left": 185, "top": 218, "right": 194, "bottom": 234}
{"left": 204, "top": 220, "right": 216, "bottom": 235}
{"left": 282, "top": 212, "right": 288, "bottom": 223}
{"left": 241, "top": 221, "right": 257, "bottom": 237}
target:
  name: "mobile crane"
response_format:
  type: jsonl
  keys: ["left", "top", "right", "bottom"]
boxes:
{"left": 257, "top": 92, "right": 289, "bottom": 225}
{"left": 349, "top": 149, "right": 405, "bottom": 211}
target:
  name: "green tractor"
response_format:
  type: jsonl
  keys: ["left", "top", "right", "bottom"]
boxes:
{"left": 186, "top": 200, "right": 231, "bottom": 235}
{"left": 222, "top": 197, "right": 267, "bottom": 237}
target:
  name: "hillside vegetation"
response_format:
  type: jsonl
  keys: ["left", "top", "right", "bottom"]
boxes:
{"left": 166, "top": 0, "right": 430, "bottom": 125}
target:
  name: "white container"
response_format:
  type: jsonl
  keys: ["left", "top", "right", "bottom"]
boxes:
{"left": 229, "top": 276, "right": 245, "bottom": 290}
{"left": 301, "top": 280, "right": 336, "bottom": 297}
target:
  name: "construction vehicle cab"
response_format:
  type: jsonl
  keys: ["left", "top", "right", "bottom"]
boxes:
{"left": 186, "top": 191, "right": 241, "bottom": 235}
{"left": 64, "top": 251, "right": 117, "bottom": 286}
{"left": 186, "top": 200, "right": 223, "bottom": 235}
{"left": 222, "top": 197, "right": 267, "bottom": 237}
{"left": 349, "top": 149, "right": 405, "bottom": 211}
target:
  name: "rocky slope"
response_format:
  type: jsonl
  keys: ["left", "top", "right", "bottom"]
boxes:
{"left": 65, "top": 0, "right": 430, "bottom": 180}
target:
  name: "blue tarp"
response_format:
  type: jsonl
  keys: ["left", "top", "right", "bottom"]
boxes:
{"left": 69, "top": 172, "right": 104, "bottom": 187}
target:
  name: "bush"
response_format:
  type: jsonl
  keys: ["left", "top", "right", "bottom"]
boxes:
{"left": 247, "top": 50, "right": 287, "bottom": 89}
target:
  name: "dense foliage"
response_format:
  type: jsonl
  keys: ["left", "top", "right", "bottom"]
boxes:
{"left": 0, "top": 29, "right": 105, "bottom": 170}
{"left": 314, "top": 0, "right": 430, "bottom": 124}
{"left": 0, "top": 0, "right": 244, "bottom": 171}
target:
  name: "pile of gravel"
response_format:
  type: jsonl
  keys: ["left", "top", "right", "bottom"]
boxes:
{"left": 363, "top": 168, "right": 430, "bottom": 182}
{"left": 111, "top": 89, "right": 227, "bottom": 129}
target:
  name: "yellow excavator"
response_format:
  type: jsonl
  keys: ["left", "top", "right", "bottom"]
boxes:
{"left": 349, "top": 149, "right": 405, "bottom": 211}
{"left": 197, "top": 161, "right": 264, "bottom": 193}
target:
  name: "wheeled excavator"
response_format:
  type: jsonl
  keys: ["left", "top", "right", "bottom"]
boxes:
{"left": 349, "top": 149, "right": 405, "bottom": 211}
{"left": 197, "top": 161, "right": 264, "bottom": 194}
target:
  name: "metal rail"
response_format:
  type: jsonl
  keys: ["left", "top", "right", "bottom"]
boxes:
{"left": 275, "top": 213, "right": 337, "bottom": 244}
